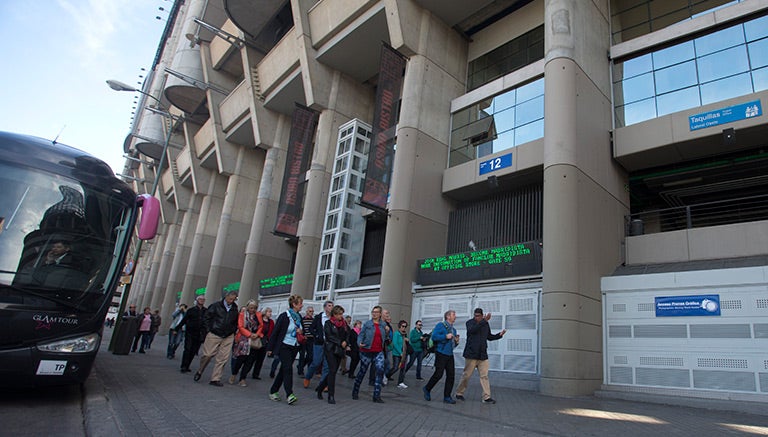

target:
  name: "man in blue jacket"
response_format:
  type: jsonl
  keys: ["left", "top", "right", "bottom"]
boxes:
{"left": 455, "top": 308, "right": 506, "bottom": 404}
{"left": 423, "top": 310, "right": 459, "bottom": 404}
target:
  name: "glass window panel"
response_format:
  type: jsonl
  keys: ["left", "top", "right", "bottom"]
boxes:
{"left": 650, "top": 9, "right": 690, "bottom": 33}
{"left": 618, "top": 53, "right": 653, "bottom": 79}
{"left": 334, "top": 156, "right": 348, "bottom": 173}
{"left": 322, "top": 234, "right": 335, "bottom": 250}
{"left": 493, "top": 107, "right": 515, "bottom": 133}
{"left": 328, "top": 194, "right": 340, "bottom": 211}
{"left": 476, "top": 140, "right": 494, "bottom": 159}
{"left": 618, "top": 72, "right": 655, "bottom": 105}
{"left": 652, "top": 41, "right": 695, "bottom": 69}
{"left": 326, "top": 213, "right": 338, "bottom": 230}
{"left": 452, "top": 107, "right": 471, "bottom": 129}
{"left": 656, "top": 86, "right": 700, "bottom": 116}
{"left": 695, "top": 25, "right": 745, "bottom": 56}
{"left": 351, "top": 156, "right": 362, "bottom": 172}
{"left": 348, "top": 174, "right": 358, "bottom": 190}
{"left": 340, "top": 233, "right": 350, "bottom": 249}
{"left": 697, "top": 46, "right": 749, "bottom": 83}
{"left": 476, "top": 98, "right": 494, "bottom": 118}
{"left": 515, "top": 95, "right": 544, "bottom": 126}
{"left": 619, "top": 98, "right": 657, "bottom": 127}
{"left": 346, "top": 193, "right": 356, "bottom": 209}
{"left": 516, "top": 78, "right": 544, "bottom": 103}
{"left": 514, "top": 119, "right": 544, "bottom": 146}
{"left": 700, "top": 72, "right": 753, "bottom": 105}
{"left": 337, "top": 253, "right": 346, "bottom": 270}
{"left": 753, "top": 66, "right": 768, "bottom": 92}
{"left": 654, "top": 60, "right": 697, "bottom": 94}
{"left": 492, "top": 130, "right": 515, "bottom": 154}
{"left": 745, "top": 14, "right": 768, "bottom": 42}
{"left": 748, "top": 39, "right": 768, "bottom": 70}
{"left": 354, "top": 137, "right": 368, "bottom": 154}
{"left": 492, "top": 89, "right": 516, "bottom": 113}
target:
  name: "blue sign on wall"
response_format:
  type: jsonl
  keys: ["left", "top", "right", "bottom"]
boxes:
{"left": 655, "top": 294, "right": 721, "bottom": 317}
{"left": 479, "top": 153, "right": 512, "bottom": 175}
{"left": 689, "top": 100, "right": 762, "bottom": 131}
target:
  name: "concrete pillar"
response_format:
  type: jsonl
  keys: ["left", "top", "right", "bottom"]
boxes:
{"left": 291, "top": 109, "right": 338, "bottom": 300}
{"left": 540, "top": 0, "right": 628, "bottom": 396}
{"left": 152, "top": 220, "right": 180, "bottom": 331}
{"left": 378, "top": 11, "right": 463, "bottom": 324}
{"left": 204, "top": 146, "right": 263, "bottom": 303}
{"left": 138, "top": 238, "right": 162, "bottom": 310}
{"left": 172, "top": 195, "right": 201, "bottom": 307}
{"left": 181, "top": 172, "right": 227, "bottom": 305}
{"left": 239, "top": 118, "right": 292, "bottom": 304}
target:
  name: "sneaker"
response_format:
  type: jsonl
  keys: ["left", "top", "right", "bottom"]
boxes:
{"left": 287, "top": 394, "right": 298, "bottom": 405}
{"left": 397, "top": 383, "right": 408, "bottom": 389}
{"left": 239, "top": 380, "right": 247, "bottom": 387}
{"left": 443, "top": 397, "right": 456, "bottom": 404}
{"left": 422, "top": 387, "right": 431, "bottom": 401}
{"left": 482, "top": 397, "right": 497, "bottom": 404}
{"left": 383, "top": 376, "right": 388, "bottom": 386}
{"left": 456, "top": 394, "right": 465, "bottom": 401}
{"left": 228, "top": 375, "right": 236, "bottom": 385}
{"left": 269, "top": 393, "right": 281, "bottom": 402}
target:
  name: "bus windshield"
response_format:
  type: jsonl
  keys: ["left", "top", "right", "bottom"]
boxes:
{"left": 0, "top": 162, "right": 135, "bottom": 314}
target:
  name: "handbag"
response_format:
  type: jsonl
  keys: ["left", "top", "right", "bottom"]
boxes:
{"left": 296, "top": 329, "right": 306, "bottom": 345}
{"left": 249, "top": 336, "right": 262, "bottom": 350}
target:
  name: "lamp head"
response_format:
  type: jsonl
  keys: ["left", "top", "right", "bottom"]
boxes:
{"left": 106, "top": 79, "right": 137, "bottom": 92}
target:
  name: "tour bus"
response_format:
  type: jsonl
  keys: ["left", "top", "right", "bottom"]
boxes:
{"left": 0, "top": 131, "right": 159, "bottom": 386}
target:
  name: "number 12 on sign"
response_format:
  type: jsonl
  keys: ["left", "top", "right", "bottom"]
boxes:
{"left": 479, "top": 153, "right": 512, "bottom": 175}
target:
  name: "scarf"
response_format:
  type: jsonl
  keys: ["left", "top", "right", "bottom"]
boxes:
{"left": 330, "top": 317, "right": 346, "bottom": 329}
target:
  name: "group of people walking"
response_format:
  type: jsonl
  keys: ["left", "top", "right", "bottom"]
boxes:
{"left": 139, "top": 290, "right": 506, "bottom": 406}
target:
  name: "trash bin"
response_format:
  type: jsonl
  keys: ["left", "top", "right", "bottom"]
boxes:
{"left": 112, "top": 317, "right": 139, "bottom": 355}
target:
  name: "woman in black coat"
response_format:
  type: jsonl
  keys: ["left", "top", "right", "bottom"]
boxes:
{"left": 315, "top": 305, "right": 348, "bottom": 404}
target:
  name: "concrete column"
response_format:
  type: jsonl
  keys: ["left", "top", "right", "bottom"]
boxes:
{"left": 151, "top": 220, "right": 180, "bottom": 330}
{"left": 181, "top": 173, "right": 227, "bottom": 305}
{"left": 172, "top": 195, "right": 201, "bottom": 306}
{"left": 540, "top": 0, "right": 628, "bottom": 396}
{"left": 291, "top": 109, "right": 338, "bottom": 300}
{"left": 204, "top": 146, "right": 263, "bottom": 302}
{"left": 239, "top": 118, "right": 291, "bottom": 304}
{"left": 377, "top": 12, "right": 463, "bottom": 323}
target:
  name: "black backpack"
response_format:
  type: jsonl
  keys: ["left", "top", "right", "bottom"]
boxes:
{"left": 422, "top": 332, "right": 435, "bottom": 353}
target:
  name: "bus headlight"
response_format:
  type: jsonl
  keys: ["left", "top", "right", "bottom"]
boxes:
{"left": 37, "top": 333, "right": 100, "bottom": 353}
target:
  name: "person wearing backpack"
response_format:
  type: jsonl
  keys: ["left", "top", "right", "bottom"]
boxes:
{"left": 422, "top": 310, "right": 459, "bottom": 404}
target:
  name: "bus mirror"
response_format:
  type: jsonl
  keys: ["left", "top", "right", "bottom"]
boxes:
{"left": 137, "top": 194, "right": 160, "bottom": 240}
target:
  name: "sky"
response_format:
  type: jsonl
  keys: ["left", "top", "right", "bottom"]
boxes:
{"left": 0, "top": 0, "right": 169, "bottom": 174}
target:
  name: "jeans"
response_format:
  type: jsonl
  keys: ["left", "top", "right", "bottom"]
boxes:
{"left": 405, "top": 350, "right": 424, "bottom": 378}
{"left": 354, "top": 351, "right": 385, "bottom": 399}
{"left": 139, "top": 331, "right": 151, "bottom": 351}
{"left": 167, "top": 329, "right": 183, "bottom": 358}
{"left": 304, "top": 343, "right": 329, "bottom": 381}
{"left": 387, "top": 355, "right": 407, "bottom": 384}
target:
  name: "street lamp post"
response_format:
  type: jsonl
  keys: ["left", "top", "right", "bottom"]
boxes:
{"left": 107, "top": 79, "right": 175, "bottom": 351}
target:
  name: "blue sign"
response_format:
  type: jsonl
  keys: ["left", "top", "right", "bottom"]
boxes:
{"left": 689, "top": 100, "right": 762, "bottom": 131}
{"left": 655, "top": 294, "right": 721, "bottom": 317}
{"left": 479, "top": 153, "right": 512, "bottom": 175}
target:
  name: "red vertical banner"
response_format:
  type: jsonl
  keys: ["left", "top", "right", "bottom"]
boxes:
{"left": 360, "top": 44, "right": 407, "bottom": 212}
{"left": 274, "top": 104, "right": 319, "bottom": 238}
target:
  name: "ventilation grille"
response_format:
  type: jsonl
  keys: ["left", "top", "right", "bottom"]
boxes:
{"left": 760, "top": 373, "right": 768, "bottom": 392}
{"left": 720, "top": 300, "right": 742, "bottom": 310}
{"left": 488, "top": 354, "right": 502, "bottom": 370}
{"left": 636, "top": 368, "right": 690, "bottom": 388}
{"left": 509, "top": 298, "right": 534, "bottom": 312}
{"left": 693, "top": 370, "right": 756, "bottom": 392}
{"left": 609, "top": 325, "right": 632, "bottom": 338}
{"left": 507, "top": 338, "right": 532, "bottom": 352}
{"left": 610, "top": 366, "right": 632, "bottom": 384}
{"left": 637, "top": 303, "right": 655, "bottom": 312}
{"left": 424, "top": 303, "right": 443, "bottom": 315}
{"left": 697, "top": 358, "right": 748, "bottom": 369}
{"left": 505, "top": 314, "right": 536, "bottom": 330}
{"left": 690, "top": 324, "right": 751, "bottom": 338}
{"left": 614, "top": 355, "right": 628, "bottom": 365}
{"left": 612, "top": 303, "right": 626, "bottom": 312}
{"left": 757, "top": 299, "right": 768, "bottom": 309}
{"left": 478, "top": 300, "right": 502, "bottom": 314}
{"left": 640, "top": 356, "right": 684, "bottom": 367}
{"left": 504, "top": 355, "right": 536, "bottom": 372}
{"left": 634, "top": 324, "right": 687, "bottom": 338}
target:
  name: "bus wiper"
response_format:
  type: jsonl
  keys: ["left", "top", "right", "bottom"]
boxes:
{"left": 0, "top": 284, "right": 82, "bottom": 311}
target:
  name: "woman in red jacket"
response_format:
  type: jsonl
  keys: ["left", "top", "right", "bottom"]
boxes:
{"left": 250, "top": 307, "right": 274, "bottom": 379}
